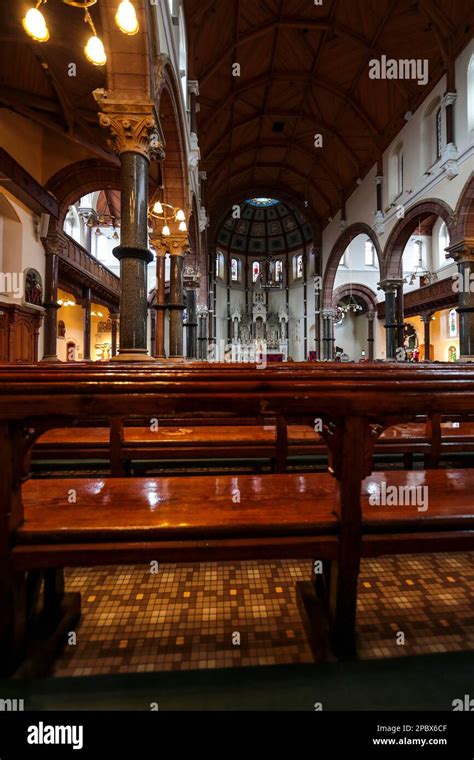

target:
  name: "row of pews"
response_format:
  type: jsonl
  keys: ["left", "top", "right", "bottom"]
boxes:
{"left": 1, "top": 361, "right": 474, "bottom": 676}
{"left": 31, "top": 414, "right": 474, "bottom": 473}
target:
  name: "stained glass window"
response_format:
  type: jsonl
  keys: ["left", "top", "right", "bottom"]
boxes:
{"left": 252, "top": 261, "right": 261, "bottom": 283}
{"left": 449, "top": 308, "right": 458, "bottom": 339}
{"left": 231, "top": 258, "right": 239, "bottom": 282}
{"left": 296, "top": 254, "right": 304, "bottom": 279}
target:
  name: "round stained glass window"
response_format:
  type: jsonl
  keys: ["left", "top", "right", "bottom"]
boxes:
{"left": 246, "top": 198, "right": 280, "bottom": 208}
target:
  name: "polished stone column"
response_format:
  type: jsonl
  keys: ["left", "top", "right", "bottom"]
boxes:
{"left": 367, "top": 311, "right": 375, "bottom": 361}
{"left": 83, "top": 286, "right": 91, "bottom": 361}
{"left": 447, "top": 239, "right": 474, "bottom": 359}
{"left": 168, "top": 237, "right": 188, "bottom": 359}
{"left": 421, "top": 313, "right": 434, "bottom": 361}
{"left": 42, "top": 235, "right": 62, "bottom": 362}
{"left": 197, "top": 305, "right": 209, "bottom": 360}
{"left": 396, "top": 284, "right": 405, "bottom": 351}
{"left": 94, "top": 94, "right": 163, "bottom": 361}
{"left": 378, "top": 279, "right": 405, "bottom": 360}
{"left": 322, "top": 309, "right": 336, "bottom": 361}
{"left": 184, "top": 268, "right": 200, "bottom": 360}
{"left": 151, "top": 240, "right": 167, "bottom": 358}
{"left": 110, "top": 312, "right": 119, "bottom": 358}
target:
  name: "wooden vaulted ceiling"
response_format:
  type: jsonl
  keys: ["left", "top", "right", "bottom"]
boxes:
{"left": 0, "top": 0, "right": 111, "bottom": 161}
{"left": 184, "top": 0, "right": 473, "bottom": 225}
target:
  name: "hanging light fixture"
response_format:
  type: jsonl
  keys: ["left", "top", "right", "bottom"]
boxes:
{"left": 23, "top": 2, "right": 50, "bottom": 42}
{"left": 115, "top": 0, "right": 139, "bottom": 35}
{"left": 340, "top": 239, "right": 363, "bottom": 315}
{"left": 150, "top": 193, "right": 187, "bottom": 237}
{"left": 21, "top": 1, "right": 139, "bottom": 66}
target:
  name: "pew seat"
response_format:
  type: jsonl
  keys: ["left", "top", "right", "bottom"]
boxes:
{"left": 13, "top": 473, "right": 339, "bottom": 569}
{"left": 13, "top": 469, "right": 474, "bottom": 572}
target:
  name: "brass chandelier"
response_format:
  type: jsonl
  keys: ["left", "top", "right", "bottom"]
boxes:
{"left": 22, "top": 0, "right": 139, "bottom": 66}
{"left": 149, "top": 194, "right": 187, "bottom": 238}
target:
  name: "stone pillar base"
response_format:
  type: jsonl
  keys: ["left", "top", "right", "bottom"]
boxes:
{"left": 41, "top": 355, "right": 62, "bottom": 363}
{"left": 112, "top": 351, "right": 156, "bottom": 363}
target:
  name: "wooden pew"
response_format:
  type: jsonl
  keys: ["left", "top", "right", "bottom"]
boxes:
{"left": 2, "top": 362, "right": 474, "bottom": 676}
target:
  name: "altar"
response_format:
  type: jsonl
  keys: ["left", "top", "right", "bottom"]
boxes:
{"left": 230, "top": 285, "right": 289, "bottom": 363}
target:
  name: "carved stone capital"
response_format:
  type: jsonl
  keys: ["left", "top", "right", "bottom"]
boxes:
{"left": 443, "top": 91, "right": 457, "bottom": 108}
{"left": 446, "top": 238, "right": 474, "bottom": 264}
{"left": 167, "top": 235, "right": 190, "bottom": 257}
{"left": 42, "top": 235, "right": 64, "bottom": 257}
{"left": 184, "top": 267, "right": 201, "bottom": 290}
{"left": 93, "top": 90, "right": 164, "bottom": 161}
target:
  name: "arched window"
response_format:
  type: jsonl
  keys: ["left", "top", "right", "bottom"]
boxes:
{"left": 215, "top": 251, "right": 224, "bottom": 279}
{"left": 468, "top": 55, "right": 474, "bottom": 134}
{"left": 252, "top": 261, "right": 261, "bottom": 283}
{"left": 365, "top": 241, "right": 375, "bottom": 267}
{"left": 294, "top": 254, "right": 304, "bottom": 279}
{"left": 64, "top": 205, "right": 82, "bottom": 245}
{"left": 448, "top": 309, "right": 458, "bottom": 339}
{"left": 389, "top": 142, "right": 404, "bottom": 200}
{"left": 421, "top": 97, "right": 442, "bottom": 170}
{"left": 438, "top": 222, "right": 450, "bottom": 267}
{"left": 231, "top": 258, "right": 239, "bottom": 282}
{"left": 275, "top": 260, "right": 283, "bottom": 283}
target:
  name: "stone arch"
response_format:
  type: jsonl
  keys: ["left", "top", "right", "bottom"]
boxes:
{"left": 322, "top": 223, "right": 382, "bottom": 310}
{"left": 157, "top": 67, "right": 189, "bottom": 218}
{"left": 332, "top": 283, "right": 378, "bottom": 313}
{"left": 382, "top": 198, "right": 455, "bottom": 280}
{"left": 45, "top": 159, "right": 121, "bottom": 229}
{"left": 451, "top": 173, "right": 474, "bottom": 244}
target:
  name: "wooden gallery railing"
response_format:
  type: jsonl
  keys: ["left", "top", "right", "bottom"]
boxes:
{"left": 1, "top": 362, "right": 474, "bottom": 677}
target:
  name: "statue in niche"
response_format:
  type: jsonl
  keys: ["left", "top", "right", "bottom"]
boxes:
{"left": 57, "top": 320, "right": 66, "bottom": 339}
{"left": 24, "top": 269, "right": 43, "bottom": 306}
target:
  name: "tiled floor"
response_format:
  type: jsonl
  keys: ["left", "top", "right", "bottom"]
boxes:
{"left": 52, "top": 553, "right": 474, "bottom": 677}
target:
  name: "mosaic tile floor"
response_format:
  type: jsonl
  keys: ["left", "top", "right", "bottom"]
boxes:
{"left": 52, "top": 553, "right": 474, "bottom": 677}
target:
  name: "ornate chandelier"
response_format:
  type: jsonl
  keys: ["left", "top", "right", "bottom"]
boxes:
{"left": 149, "top": 195, "right": 187, "bottom": 237}
{"left": 22, "top": 1, "right": 139, "bottom": 67}
{"left": 339, "top": 295, "right": 363, "bottom": 315}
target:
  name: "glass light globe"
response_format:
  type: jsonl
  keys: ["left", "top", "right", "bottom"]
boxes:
{"left": 179, "top": 221, "right": 187, "bottom": 232}
{"left": 162, "top": 225, "right": 171, "bottom": 237}
{"left": 115, "top": 0, "right": 139, "bottom": 35}
{"left": 84, "top": 35, "right": 107, "bottom": 66}
{"left": 153, "top": 201, "right": 164, "bottom": 215}
{"left": 23, "top": 7, "right": 49, "bottom": 42}
{"left": 176, "top": 209, "right": 186, "bottom": 222}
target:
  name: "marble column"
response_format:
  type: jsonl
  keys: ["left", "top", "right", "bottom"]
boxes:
{"left": 42, "top": 235, "right": 63, "bottom": 362}
{"left": 447, "top": 239, "right": 474, "bottom": 359}
{"left": 184, "top": 268, "right": 200, "bottom": 360}
{"left": 168, "top": 237, "right": 188, "bottom": 359}
{"left": 420, "top": 313, "right": 434, "bottom": 361}
{"left": 396, "top": 284, "right": 405, "bottom": 351}
{"left": 367, "top": 311, "right": 375, "bottom": 361}
{"left": 151, "top": 240, "right": 167, "bottom": 358}
{"left": 378, "top": 279, "right": 405, "bottom": 360}
{"left": 110, "top": 312, "right": 119, "bottom": 358}
{"left": 197, "top": 305, "right": 209, "bottom": 360}
{"left": 94, "top": 94, "right": 164, "bottom": 361}
{"left": 83, "top": 286, "right": 91, "bottom": 361}
{"left": 322, "top": 309, "right": 336, "bottom": 361}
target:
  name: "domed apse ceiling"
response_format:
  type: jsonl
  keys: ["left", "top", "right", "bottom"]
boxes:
{"left": 217, "top": 198, "right": 313, "bottom": 254}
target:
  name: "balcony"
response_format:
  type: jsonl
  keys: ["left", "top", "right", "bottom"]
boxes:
{"left": 57, "top": 232, "right": 120, "bottom": 308}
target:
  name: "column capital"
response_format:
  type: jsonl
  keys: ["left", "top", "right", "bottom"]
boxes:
{"left": 375, "top": 175, "right": 384, "bottom": 185}
{"left": 378, "top": 278, "right": 405, "bottom": 294}
{"left": 167, "top": 235, "right": 190, "bottom": 256}
{"left": 321, "top": 308, "right": 337, "bottom": 320}
{"left": 184, "top": 267, "right": 201, "bottom": 290}
{"left": 188, "top": 80, "right": 200, "bottom": 97}
{"left": 42, "top": 234, "right": 64, "bottom": 257}
{"left": 443, "top": 91, "right": 457, "bottom": 108}
{"left": 446, "top": 238, "right": 474, "bottom": 263}
{"left": 93, "top": 90, "right": 164, "bottom": 161}
{"left": 420, "top": 312, "right": 435, "bottom": 324}
{"left": 366, "top": 311, "right": 376, "bottom": 322}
